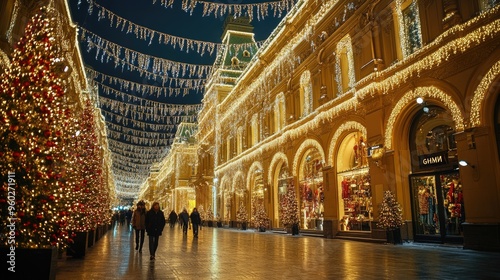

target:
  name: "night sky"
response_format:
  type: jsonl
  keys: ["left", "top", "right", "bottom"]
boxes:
{"left": 67, "top": 0, "right": 287, "bottom": 199}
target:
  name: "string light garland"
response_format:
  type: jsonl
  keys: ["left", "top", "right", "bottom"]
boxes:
{"left": 291, "top": 139, "right": 325, "bottom": 177}
{"left": 89, "top": 1, "right": 264, "bottom": 54}
{"left": 335, "top": 35, "right": 355, "bottom": 95}
{"left": 150, "top": 0, "right": 296, "bottom": 21}
{"left": 81, "top": 27, "right": 213, "bottom": 78}
{"left": 470, "top": 59, "right": 500, "bottom": 127}
{"left": 267, "top": 152, "right": 288, "bottom": 185}
{"left": 384, "top": 86, "right": 464, "bottom": 150}
{"left": 86, "top": 67, "right": 206, "bottom": 97}
{"left": 327, "top": 121, "right": 367, "bottom": 167}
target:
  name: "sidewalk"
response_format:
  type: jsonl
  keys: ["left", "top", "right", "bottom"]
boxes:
{"left": 56, "top": 223, "right": 500, "bottom": 279}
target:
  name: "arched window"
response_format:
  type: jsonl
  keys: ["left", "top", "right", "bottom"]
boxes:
{"left": 396, "top": 0, "right": 423, "bottom": 57}
{"left": 335, "top": 36, "right": 355, "bottom": 95}
{"left": 274, "top": 92, "right": 286, "bottom": 132}
{"left": 299, "top": 71, "right": 312, "bottom": 117}
{"left": 251, "top": 114, "right": 259, "bottom": 146}
{"left": 237, "top": 127, "right": 243, "bottom": 155}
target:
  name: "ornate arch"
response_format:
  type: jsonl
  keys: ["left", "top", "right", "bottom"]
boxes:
{"left": 232, "top": 171, "right": 245, "bottom": 195}
{"left": 292, "top": 139, "right": 325, "bottom": 176}
{"left": 385, "top": 86, "right": 465, "bottom": 149}
{"left": 471, "top": 59, "right": 500, "bottom": 127}
{"left": 219, "top": 175, "right": 231, "bottom": 196}
{"left": 246, "top": 161, "right": 264, "bottom": 191}
{"left": 327, "top": 121, "right": 367, "bottom": 166}
{"left": 268, "top": 152, "right": 289, "bottom": 185}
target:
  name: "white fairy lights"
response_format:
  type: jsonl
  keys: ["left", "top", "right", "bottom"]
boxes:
{"left": 471, "top": 59, "right": 500, "bottom": 127}
{"left": 327, "top": 122, "right": 367, "bottom": 167}
{"left": 384, "top": 86, "right": 465, "bottom": 150}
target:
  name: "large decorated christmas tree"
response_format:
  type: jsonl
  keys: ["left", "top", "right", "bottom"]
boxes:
{"left": 0, "top": 7, "right": 74, "bottom": 248}
{"left": 279, "top": 183, "right": 300, "bottom": 229}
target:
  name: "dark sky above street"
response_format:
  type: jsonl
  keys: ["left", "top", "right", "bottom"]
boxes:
{"left": 67, "top": 0, "right": 289, "bottom": 199}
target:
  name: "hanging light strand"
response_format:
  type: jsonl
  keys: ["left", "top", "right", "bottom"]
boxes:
{"left": 86, "top": 67, "right": 206, "bottom": 97}
{"left": 81, "top": 27, "right": 213, "bottom": 78}
{"left": 90, "top": 1, "right": 265, "bottom": 53}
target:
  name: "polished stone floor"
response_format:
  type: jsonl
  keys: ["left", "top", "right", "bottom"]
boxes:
{"left": 56, "top": 223, "right": 500, "bottom": 280}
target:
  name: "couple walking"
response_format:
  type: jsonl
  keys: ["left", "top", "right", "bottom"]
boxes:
{"left": 132, "top": 201, "right": 166, "bottom": 260}
{"left": 178, "top": 207, "right": 202, "bottom": 238}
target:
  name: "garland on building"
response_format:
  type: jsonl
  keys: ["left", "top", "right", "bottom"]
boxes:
{"left": 378, "top": 190, "right": 404, "bottom": 230}
{"left": 279, "top": 183, "right": 299, "bottom": 229}
{"left": 0, "top": 8, "right": 74, "bottom": 248}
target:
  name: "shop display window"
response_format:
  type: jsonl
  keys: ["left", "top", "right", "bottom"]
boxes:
{"left": 298, "top": 149, "right": 324, "bottom": 230}
{"left": 277, "top": 165, "right": 291, "bottom": 228}
{"left": 336, "top": 132, "right": 372, "bottom": 232}
{"left": 410, "top": 172, "right": 464, "bottom": 237}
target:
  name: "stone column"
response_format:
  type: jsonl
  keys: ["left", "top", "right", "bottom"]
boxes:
{"left": 455, "top": 127, "right": 500, "bottom": 251}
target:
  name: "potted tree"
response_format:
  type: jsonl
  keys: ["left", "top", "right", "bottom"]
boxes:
{"left": 378, "top": 190, "right": 404, "bottom": 244}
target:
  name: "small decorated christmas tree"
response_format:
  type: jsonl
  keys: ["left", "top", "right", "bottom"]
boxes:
{"left": 236, "top": 201, "right": 248, "bottom": 223}
{"left": 252, "top": 202, "right": 270, "bottom": 231}
{"left": 378, "top": 190, "right": 404, "bottom": 244}
{"left": 206, "top": 205, "right": 214, "bottom": 225}
{"left": 280, "top": 183, "right": 300, "bottom": 231}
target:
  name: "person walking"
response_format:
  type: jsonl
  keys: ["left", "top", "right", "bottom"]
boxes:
{"left": 145, "top": 202, "right": 166, "bottom": 260}
{"left": 179, "top": 208, "right": 190, "bottom": 235}
{"left": 169, "top": 210, "right": 178, "bottom": 228}
{"left": 190, "top": 207, "right": 202, "bottom": 238}
{"left": 131, "top": 201, "right": 146, "bottom": 253}
{"left": 126, "top": 208, "right": 133, "bottom": 229}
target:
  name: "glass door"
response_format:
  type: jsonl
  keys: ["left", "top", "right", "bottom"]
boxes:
{"left": 410, "top": 171, "right": 464, "bottom": 243}
{"left": 410, "top": 175, "right": 440, "bottom": 237}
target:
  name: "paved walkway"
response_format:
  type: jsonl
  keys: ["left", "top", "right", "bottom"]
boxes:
{"left": 56, "top": 223, "right": 500, "bottom": 279}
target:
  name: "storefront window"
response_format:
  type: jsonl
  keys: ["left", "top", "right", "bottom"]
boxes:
{"left": 277, "top": 165, "right": 290, "bottom": 228}
{"left": 298, "top": 149, "right": 324, "bottom": 230}
{"left": 251, "top": 171, "right": 265, "bottom": 225}
{"left": 409, "top": 105, "right": 464, "bottom": 242}
{"left": 337, "top": 132, "right": 372, "bottom": 232}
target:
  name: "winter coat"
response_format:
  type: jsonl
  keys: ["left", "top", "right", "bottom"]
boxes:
{"left": 132, "top": 209, "right": 146, "bottom": 230}
{"left": 179, "top": 211, "right": 189, "bottom": 224}
{"left": 169, "top": 211, "right": 178, "bottom": 223}
{"left": 190, "top": 211, "right": 201, "bottom": 225}
{"left": 145, "top": 209, "right": 166, "bottom": 236}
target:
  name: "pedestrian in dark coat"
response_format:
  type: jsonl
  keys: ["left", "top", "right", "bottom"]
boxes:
{"left": 145, "top": 202, "right": 166, "bottom": 260}
{"left": 179, "top": 208, "right": 190, "bottom": 235}
{"left": 131, "top": 200, "right": 146, "bottom": 252}
{"left": 169, "top": 210, "right": 178, "bottom": 228}
{"left": 190, "top": 207, "right": 202, "bottom": 238}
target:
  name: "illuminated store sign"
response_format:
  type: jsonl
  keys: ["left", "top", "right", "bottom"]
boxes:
{"left": 418, "top": 151, "right": 449, "bottom": 168}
